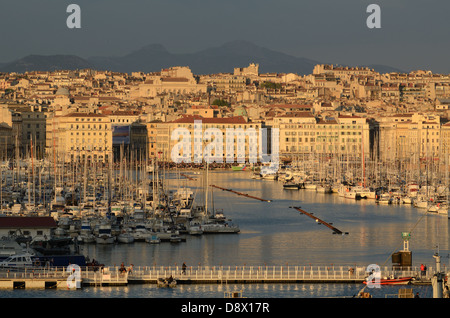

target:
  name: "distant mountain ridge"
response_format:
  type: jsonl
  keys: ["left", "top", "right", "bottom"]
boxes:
{"left": 87, "top": 40, "right": 322, "bottom": 75}
{"left": 0, "top": 41, "right": 405, "bottom": 75}
{"left": 0, "top": 54, "right": 94, "bottom": 73}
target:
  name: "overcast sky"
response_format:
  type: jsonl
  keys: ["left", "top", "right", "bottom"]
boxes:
{"left": 1, "top": 0, "right": 449, "bottom": 73}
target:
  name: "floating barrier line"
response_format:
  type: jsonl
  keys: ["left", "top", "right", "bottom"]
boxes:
{"left": 180, "top": 173, "right": 196, "bottom": 181}
{"left": 291, "top": 206, "right": 348, "bottom": 235}
{"left": 210, "top": 184, "right": 272, "bottom": 202}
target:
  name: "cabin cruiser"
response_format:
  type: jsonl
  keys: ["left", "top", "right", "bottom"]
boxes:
{"left": 117, "top": 229, "right": 135, "bottom": 244}
{"left": 145, "top": 234, "right": 161, "bottom": 244}
{"left": 0, "top": 237, "right": 28, "bottom": 261}
{"left": 95, "top": 222, "right": 115, "bottom": 244}
{"left": 377, "top": 193, "right": 393, "bottom": 205}
{"left": 0, "top": 252, "right": 36, "bottom": 268}
{"left": 201, "top": 220, "right": 240, "bottom": 233}
{"left": 344, "top": 188, "right": 358, "bottom": 199}
{"left": 131, "top": 223, "right": 151, "bottom": 242}
{"left": 188, "top": 221, "right": 203, "bottom": 235}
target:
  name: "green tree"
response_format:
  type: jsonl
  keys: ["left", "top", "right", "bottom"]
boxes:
{"left": 211, "top": 99, "right": 229, "bottom": 107}
{"left": 260, "top": 81, "right": 282, "bottom": 90}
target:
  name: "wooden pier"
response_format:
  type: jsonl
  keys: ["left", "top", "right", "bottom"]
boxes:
{"left": 0, "top": 265, "right": 432, "bottom": 289}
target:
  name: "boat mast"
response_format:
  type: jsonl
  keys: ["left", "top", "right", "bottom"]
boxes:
{"left": 205, "top": 162, "right": 208, "bottom": 217}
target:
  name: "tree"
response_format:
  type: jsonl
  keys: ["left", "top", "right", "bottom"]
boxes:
{"left": 260, "top": 81, "right": 282, "bottom": 90}
{"left": 211, "top": 99, "right": 229, "bottom": 107}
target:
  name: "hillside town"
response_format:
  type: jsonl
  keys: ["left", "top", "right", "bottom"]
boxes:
{"left": 1, "top": 63, "right": 450, "bottom": 163}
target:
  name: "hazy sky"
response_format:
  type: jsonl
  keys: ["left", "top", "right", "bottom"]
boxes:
{"left": 1, "top": 0, "right": 449, "bottom": 73}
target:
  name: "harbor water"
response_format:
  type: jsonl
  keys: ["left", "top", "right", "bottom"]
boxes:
{"left": 1, "top": 170, "right": 446, "bottom": 298}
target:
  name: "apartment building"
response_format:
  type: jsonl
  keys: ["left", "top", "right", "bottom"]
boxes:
{"left": 377, "top": 113, "right": 441, "bottom": 163}
{"left": 155, "top": 115, "right": 263, "bottom": 163}
{"left": 130, "top": 66, "right": 207, "bottom": 98}
{"left": 273, "top": 112, "right": 371, "bottom": 160}
{"left": 46, "top": 112, "right": 112, "bottom": 163}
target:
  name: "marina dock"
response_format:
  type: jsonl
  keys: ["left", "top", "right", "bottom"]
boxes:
{"left": 0, "top": 264, "right": 433, "bottom": 289}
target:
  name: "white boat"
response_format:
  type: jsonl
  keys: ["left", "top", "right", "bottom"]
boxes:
{"left": 178, "top": 207, "right": 193, "bottom": 218}
{"left": 316, "top": 184, "right": 332, "bottom": 193}
{"left": 78, "top": 231, "right": 95, "bottom": 244}
{"left": 438, "top": 204, "right": 448, "bottom": 215}
{"left": 344, "top": 188, "right": 358, "bottom": 199}
{"left": 146, "top": 235, "right": 161, "bottom": 244}
{"left": 414, "top": 197, "right": 429, "bottom": 209}
{"left": 357, "top": 188, "right": 376, "bottom": 199}
{"left": 337, "top": 184, "right": 349, "bottom": 197}
{"left": 428, "top": 204, "right": 439, "bottom": 213}
{"left": 0, "top": 252, "right": 36, "bottom": 268}
{"left": 402, "top": 196, "right": 413, "bottom": 204}
{"left": 132, "top": 224, "right": 152, "bottom": 242}
{"left": 261, "top": 173, "right": 277, "bottom": 180}
{"left": 377, "top": 193, "right": 393, "bottom": 204}
{"left": 155, "top": 228, "right": 180, "bottom": 241}
{"left": 304, "top": 182, "right": 317, "bottom": 190}
{"left": 188, "top": 221, "right": 203, "bottom": 235}
{"left": 170, "top": 234, "right": 182, "bottom": 243}
{"left": 201, "top": 220, "right": 240, "bottom": 233}
{"left": 117, "top": 230, "right": 135, "bottom": 244}
{"left": 95, "top": 223, "right": 115, "bottom": 244}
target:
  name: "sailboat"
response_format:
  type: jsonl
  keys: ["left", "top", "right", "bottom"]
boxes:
{"left": 200, "top": 163, "right": 240, "bottom": 234}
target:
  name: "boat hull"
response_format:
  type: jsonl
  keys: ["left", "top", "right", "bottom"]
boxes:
{"left": 363, "top": 277, "right": 413, "bottom": 285}
{"left": 95, "top": 236, "right": 115, "bottom": 244}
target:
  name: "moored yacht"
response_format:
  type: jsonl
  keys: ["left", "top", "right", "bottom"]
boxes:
{"left": 117, "top": 228, "right": 135, "bottom": 243}
{"left": 377, "top": 193, "right": 393, "bottom": 205}
{"left": 95, "top": 222, "right": 115, "bottom": 244}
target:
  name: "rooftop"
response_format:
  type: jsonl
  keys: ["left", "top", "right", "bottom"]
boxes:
{"left": 0, "top": 217, "right": 57, "bottom": 228}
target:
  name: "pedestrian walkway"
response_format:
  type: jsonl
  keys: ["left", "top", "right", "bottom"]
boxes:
{"left": 0, "top": 264, "right": 435, "bottom": 288}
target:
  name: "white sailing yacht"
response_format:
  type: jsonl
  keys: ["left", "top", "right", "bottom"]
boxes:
{"left": 200, "top": 163, "right": 240, "bottom": 234}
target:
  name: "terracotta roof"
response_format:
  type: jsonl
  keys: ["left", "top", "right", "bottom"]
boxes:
{"left": 0, "top": 217, "right": 57, "bottom": 228}
{"left": 266, "top": 104, "right": 312, "bottom": 109}
{"left": 168, "top": 115, "right": 247, "bottom": 124}
{"left": 275, "top": 111, "right": 314, "bottom": 118}
{"left": 338, "top": 115, "right": 362, "bottom": 118}
{"left": 161, "top": 77, "right": 189, "bottom": 82}
{"left": 318, "top": 119, "right": 338, "bottom": 124}
{"left": 62, "top": 112, "right": 107, "bottom": 118}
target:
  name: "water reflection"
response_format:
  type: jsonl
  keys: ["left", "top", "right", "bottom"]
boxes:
{"left": 79, "top": 170, "right": 450, "bottom": 269}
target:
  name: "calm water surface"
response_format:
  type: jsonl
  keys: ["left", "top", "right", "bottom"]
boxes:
{"left": 1, "top": 171, "right": 446, "bottom": 298}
